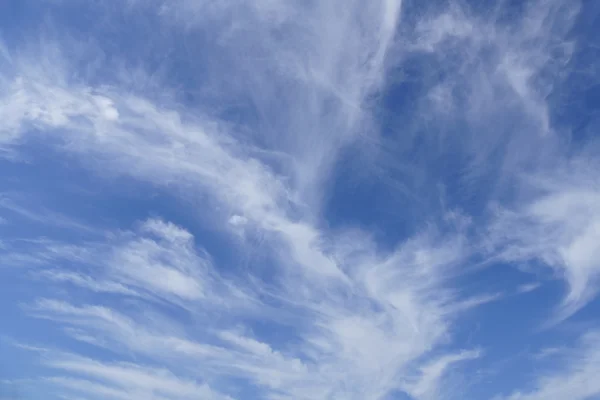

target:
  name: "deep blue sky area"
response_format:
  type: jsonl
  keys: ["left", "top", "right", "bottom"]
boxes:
{"left": 1, "top": 1, "right": 599, "bottom": 400}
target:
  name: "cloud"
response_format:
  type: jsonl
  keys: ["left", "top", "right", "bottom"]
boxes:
{"left": 384, "top": 0, "right": 579, "bottom": 194}
{"left": 1, "top": 0, "right": 599, "bottom": 399}
{"left": 43, "top": 353, "right": 234, "bottom": 400}
{"left": 0, "top": 24, "right": 480, "bottom": 395}
{"left": 37, "top": 270, "right": 138, "bottom": 296}
{"left": 516, "top": 283, "right": 541, "bottom": 294}
{"left": 488, "top": 158, "right": 600, "bottom": 323}
{"left": 227, "top": 214, "right": 247, "bottom": 227}
{"left": 498, "top": 331, "right": 600, "bottom": 400}
{"left": 404, "top": 350, "right": 481, "bottom": 400}
{"left": 0, "top": 194, "right": 97, "bottom": 233}
{"left": 17, "top": 218, "right": 255, "bottom": 311}
{"left": 381, "top": 0, "right": 597, "bottom": 326}
{"left": 21, "top": 216, "right": 482, "bottom": 399}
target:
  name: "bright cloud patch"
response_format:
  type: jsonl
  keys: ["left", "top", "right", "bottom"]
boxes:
{"left": 0, "top": 1, "right": 599, "bottom": 400}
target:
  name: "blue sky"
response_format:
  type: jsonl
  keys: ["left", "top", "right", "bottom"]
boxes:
{"left": 0, "top": 0, "right": 599, "bottom": 399}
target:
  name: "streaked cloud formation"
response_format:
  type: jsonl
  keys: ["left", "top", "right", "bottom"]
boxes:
{"left": 0, "top": 0, "right": 599, "bottom": 399}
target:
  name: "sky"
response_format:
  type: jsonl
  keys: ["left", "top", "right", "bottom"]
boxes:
{"left": 0, "top": 0, "right": 599, "bottom": 399}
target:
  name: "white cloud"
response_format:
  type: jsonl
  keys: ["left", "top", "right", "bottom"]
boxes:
{"left": 488, "top": 159, "right": 600, "bottom": 323}
{"left": 24, "top": 217, "right": 481, "bottom": 400}
{"left": 37, "top": 270, "right": 138, "bottom": 296}
{"left": 91, "top": 95, "right": 119, "bottom": 122}
{"left": 17, "top": 218, "right": 254, "bottom": 310}
{"left": 516, "top": 283, "right": 541, "bottom": 294}
{"left": 0, "top": 36, "right": 11, "bottom": 64}
{"left": 384, "top": 0, "right": 595, "bottom": 326}
{"left": 227, "top": 214, "right": 247, "bottom": 227}
{"left": 404, "top": 350, "right": 481, "bottom": 400}
{"left": 498, "top": 332, "right": 600, "bottom": 400}
{"left": 1, "top": 0, "right": 598, "bottom": 399}
{"left": 44, "top": 353, "right": 233, "bottom": 400}
{"left": 401, "top": 0, "right": 578, "bottom": 184}
{"left": 0, "top": 193, "right": 98, "bottom": 233}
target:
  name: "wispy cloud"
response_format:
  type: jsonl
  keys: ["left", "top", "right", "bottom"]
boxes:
{"left": 488, "top": 158, "right": 600, "bottom": 323}
{"left": 43, "top": 352, "right": 234, "bottom": 400}
{"left": 22, "top": 217, "right": 480, "bottom": 399}
{"left": 498, "top": 331, "right": 600, "bottom": 400}
{"left": 0, "top": 0, "right": 599, "bottom": 399}
{"left": 516, "top": 283, "right": 541, "bottom": 294}
{"left": 404, "top": 350, "right": 481, "bottom": 400}
{"left": 0, "top": 194, "right": 97, "bottom": 233}
{"left": 17, "top": 218, "right": 255, "bottom": 311}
